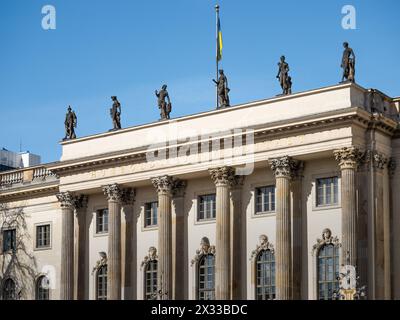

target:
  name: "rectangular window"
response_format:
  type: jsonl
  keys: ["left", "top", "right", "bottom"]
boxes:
{"left": 3, "top": 229, "right": 16, "bottom": 252}
{"left": 255, "top": 186, "right": 275, "bottom": 214}
{"left": 197, "top": 194, "right": 216, "bottom": 221}
{"left": 316, "top": 177, "right": 339, "bottom": 207}
{"left": 96, "top": 209, "right": 109, "bottom": 233}
{"left": 36, "top": 224, "right": 51, "bottom": 248}
{"left": 144, "top": 202, "right": 158, "bottom": 228}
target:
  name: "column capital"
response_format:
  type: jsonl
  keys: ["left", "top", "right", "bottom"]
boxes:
{"left": 151, "top": 175, "right": 175, "bottom": 194}
{"left": 75, "top": 194, "right": 89, "bottom": 210}
{"left": 172, "top": 179, "right": 187, "bottom": 198}
{"left": 56, "top": 191, "right": 76, "bottom": 209}
{"left": 269, "top": 156, "right": 301, "bottom": 178}
{"left": 122, "top": 188, "right": 136, "bottom": 206}
{"left": 209, "top": 166, "right": 236, "bottom": 186}
{"left": 333, "top": 147, "right": 363, "bottom": 170}
{"left": 103, "top": 183, "right": 124, "bottom": 202}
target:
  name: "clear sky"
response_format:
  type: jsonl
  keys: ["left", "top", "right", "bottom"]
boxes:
{"left": 0, "top": 0, "right": 399, "bottom": 163}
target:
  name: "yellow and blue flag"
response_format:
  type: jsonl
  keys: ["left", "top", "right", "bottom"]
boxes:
{"left": 217, "top": 16, "right": 223, "bottom": 61}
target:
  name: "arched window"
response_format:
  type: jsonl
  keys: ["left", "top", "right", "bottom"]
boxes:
{"left": 198, "top": 254, "right": 215, "bottom": 300}
{"left": 96, "top": 265, "right": 107, "bottom": 300}
{"left": 36, "top": 276, "right": 49, "bottom": 300}
{"left": 2, "top": 278, "right": 16, "bottom": 300}
{"left": 318, "top": 243, "right": 340, "bottom": 300}
{"left": 256, "top": 249, "right": 276, "bottom": 300}
{"left": 145, "top": 260, "right": 158, "bottom": 300}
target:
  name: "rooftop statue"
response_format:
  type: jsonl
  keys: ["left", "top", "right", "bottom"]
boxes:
{"left": 109, "top": 96, "right": 122, "bottom": 131}
{"left": 155, "top": 84, "right": 171, "bottom": 120}
{"left": 213, "top": 69, "right": 230, "bottom": 108}
{"left": 276, "top": 55, "right": 292, "bottom": 95}
{"left": 63, "top": 105, "right": 77, "bottom": 141}
{"left": 341, "top": 42, "right": 356, "bottom": 83}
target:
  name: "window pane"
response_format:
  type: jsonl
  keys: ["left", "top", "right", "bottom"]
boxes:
{"left": 317, "top": 244, "right": 339, "bottom": 300}
{"left": 198, "top": 194, "right": 216, "bottom": 221}
{"left": 198, "top": 254, "right": 215, "bottom": 300}
{"left": 316, "top": 177, "right": 338, "bottom": 207}
{"left": 255, "top": 186, "right": 275, "bottom": 214}
{"left": 256, "top": 249, "right": 276, "bottom": 300}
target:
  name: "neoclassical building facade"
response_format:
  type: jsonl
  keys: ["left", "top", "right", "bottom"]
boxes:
{"left": 1, "top": 83, "right": 400, "bottom": 300}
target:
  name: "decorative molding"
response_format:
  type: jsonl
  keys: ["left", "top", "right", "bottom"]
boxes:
{"left": 312, "top": 228, "right": 341, "bottom": 256}
{"left": 250, "top": 234, "right": 274, "bottom": 261}
{"left": 122, "top": 188, "right": 136, "bottom": 206}
{"left": 74, "top": 194, "right": 89, "bottom": 210}
{"left": 172, "top": 179, "right": 187, "bottom": 197}
{"left": 333, "top": 147, "right": 363, "bottom": 170}
{"left": 91, "top": 252, "right": 107, "bottom": 275}
{"left": 191, "top": 237, "right": 216, "bottom": 266}
{"left": 102, "top": 183, "right": 124, "bottom": 202}
{"left": 151, "top": 175, "right": 175, "bottom": 194}
{"left": 208, "top": 166, "right": 236, "bottom": 186}
{"left": 56, "top": 191, "right": 76, "bottom": 209}
{"left": 269, "top": 156, "right": 300, "bottom": 178}
{"left": 140, "top": 247, "right": 158, "bottom": 269}
{"left": 372, "top": 152, "right": 388, "bottom": 170}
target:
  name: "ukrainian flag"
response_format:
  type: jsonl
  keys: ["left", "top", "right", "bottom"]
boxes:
{"left": 217, "top": 16, "right": 223, "bottom": 61}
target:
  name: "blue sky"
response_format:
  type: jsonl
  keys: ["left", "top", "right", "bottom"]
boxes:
{"left": 0, "top": 0, "right": 399, "bottom": 163}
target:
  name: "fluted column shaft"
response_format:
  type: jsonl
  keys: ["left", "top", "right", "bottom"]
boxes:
{"left": 209, "top": 167, "right": 236, "bottom": 300}
{"left": 291, "top": 163, "right": 304, "bottom": 300}
{"left": 270, "top": 156, "right": 301, "bottom": 300}
{"left": 57, "top": 192, "right": 76, "bottom": 300}
{"left": 122, "top": 188, "right": 136, "bottom": 300}
{"left": 276, "top": 175, "right": 291, "bottom": 299}
{"left": 334, "top": 147, "right": 361, "bottom": 266}
{"left": 75, "top": 195, "right": 88, "bottom": 300}
{"left": 152, "top": 176, "right": 178, "bottom": 300}
{"left": 103, "top": 184, "right": 124, "bottom": 300}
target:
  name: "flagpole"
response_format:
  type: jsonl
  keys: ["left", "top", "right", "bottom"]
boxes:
{"left": 215, "top": 4, "right": 220, "bottom": 109}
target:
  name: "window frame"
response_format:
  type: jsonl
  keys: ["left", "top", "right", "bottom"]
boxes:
{"left": 96, "top": 265, "right": 107, "bottom": 300}
{"left": 2, "top": 278, "right": 16, "bottom": 300}
{"left": 34, "top": 223, "right": 52, "bottom": 250}
{"left": 254, "top": 185, "right": 276, "bottom": 215}
{"left": 2, "top": 228, "right": 16, "bottom": 253}
{"left": 144, "top": 260, "right": 158, "bottom": 300}
{"left": 197, "top": 254, "right": 215, "bottom": 300}
{"left": 96, "top": 208, "right": 109, "bottom": 234}
{"left": 144, "top": 202, "right": 158, "bottom": 229}
{"left": 312, "top": 172, "right": 341, "bottom": 211}
{"left": 317, "top": 243, "right": 340, "bottom": 300}
{"left": 316, "top": 176, "right": 339, "bottom": 207}
{"left": 255, "top": 249, "right": 276, "bottom": 300}
{"left": 35, "top": 275, "right": 50, "bottom": 300}
{"left": 197, "top": 194, "right": 217, "bottom": 222}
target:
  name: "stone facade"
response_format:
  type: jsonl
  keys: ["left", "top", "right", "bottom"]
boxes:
{"left": 1, "top": 83, "right": 399, "bottom": 300}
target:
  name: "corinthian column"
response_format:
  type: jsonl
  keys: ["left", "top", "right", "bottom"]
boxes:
{"left": 291, "top": 161, "right": 304, "bottom": 300}
{"left": 334, "top": 147, "right": 362, "bottom": 267}
{"left": 122, "top": 188, "right": 136, "bottom": 300}
{"left": 56, "top": 191, "right": 76, "bottom": 300}
{"left": 75, "top": 194, "right": 88, "bottom": 300}
{"left": 270, "top": 156, "right": 299, "bottom": 300}
{"left": 103, "top": 184, "right": 124, "bottom": 300}
{"left": 151, "top": 175, "right": 175, "bottom": 300}
{"left": 209, "top": 166, "right": 236, "bottom": 300}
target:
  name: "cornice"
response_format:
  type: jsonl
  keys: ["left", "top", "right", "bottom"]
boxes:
{"left": 48, "top": 107, "right": 397, "bottom": 176}
{"left": 0, "top": 182, "right": 59, "bottom": 201}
